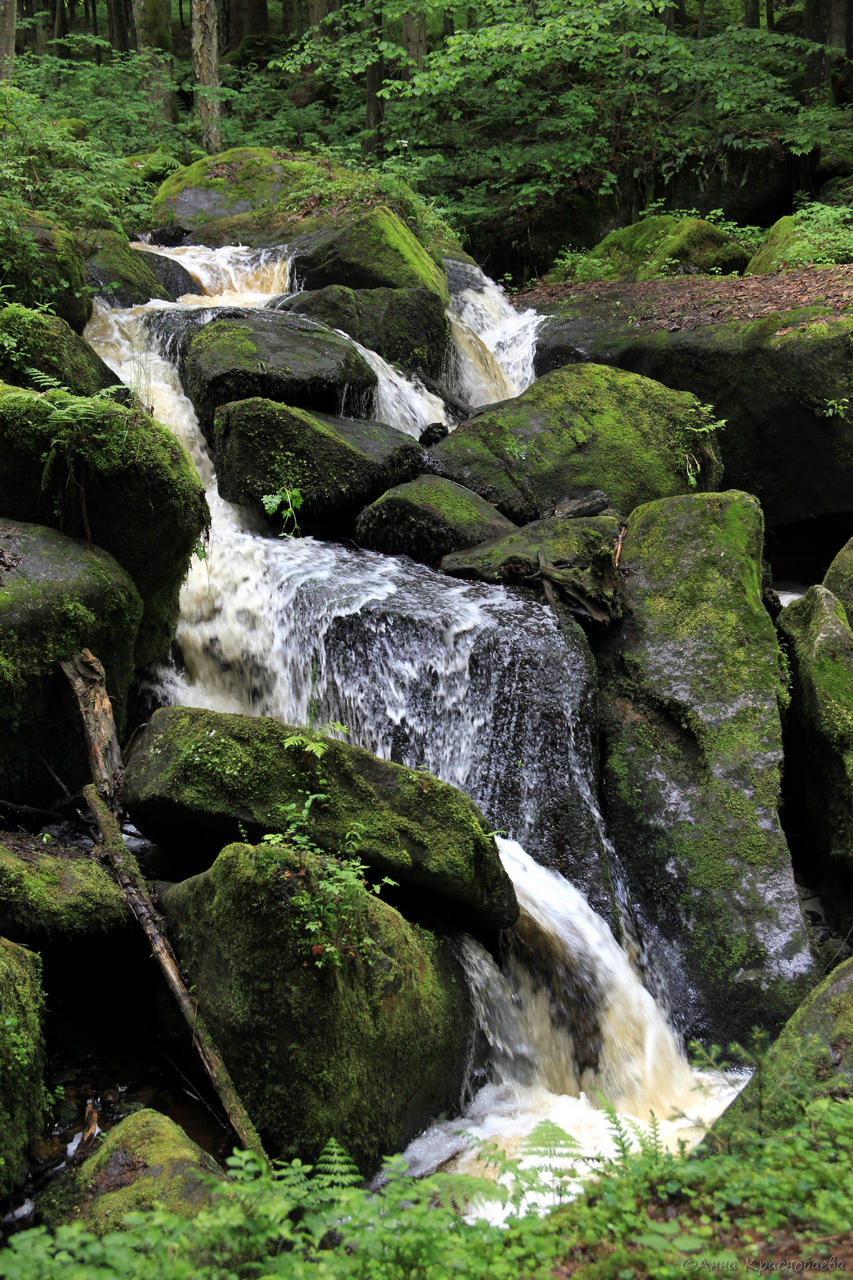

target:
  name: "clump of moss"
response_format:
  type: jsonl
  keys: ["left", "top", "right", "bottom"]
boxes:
{"left": 357, "top": 474, "right": 516, "bottom": 567}
{"left": 83, "top": 229, "right": 171, "bottom": 307}
{"left": 0, "top": 210, "right": 90, "bottom": 332}
{"left": 0, "top": 843, "right": 128, "bottom": 943}
{"left": 549, "top": 214, "right": 749, "bottom": 283}
{"left": 292, "top": 207, "right": 450, "bottom": 301}
{"left": 0, "top": 937, "right": 45, "bottom": 1199}
{"left": 0, "top": 305, "right": 115, "bottom": 396}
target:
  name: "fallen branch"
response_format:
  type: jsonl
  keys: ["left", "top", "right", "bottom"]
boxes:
{"left": 62, "top": 650, "right": 269, "bottom": 1168}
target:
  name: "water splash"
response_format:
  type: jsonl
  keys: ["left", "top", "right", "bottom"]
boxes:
{"left": 132, "top": 242, "right": 292, "bottom": 305}
{"left": 352, "top": 339, "right": 450, "bottom": 438}
{"left": 446, "top": 260, "right": 542, "bottom": 407}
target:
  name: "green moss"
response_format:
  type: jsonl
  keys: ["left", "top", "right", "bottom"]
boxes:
{"left": 0, "top": 210, "right": 90, "bottom": 332}
{"left": 122, "top": 705, "right": 517, "bottom": 933}
{"left": 551, "top": 215, "right": 749, "bottom": 282}
{"left": 162, "top": 842, "right": 471, "bottom": 1172}
{"left": 41, "top": 1109, "right": 227, "bottom": 1233}
{"left": 83, "top": 229, "right": 170, "bottom": 306}
{"left": 432, "top": 363, "right": 723, "bottom": 524}
{"left": 0, "top": 937, "right": 45, "bottom": 1199}
{"left": 355, "top": 475, "right": 516, "bottom": 566}
{"left": 0, "top": 845, "right": 128, "bottom": 941}
{"left": 0, "top": 382, "right": 208, "bottom": 666}
{"left": 824, "top": 536, "right": 853, "bottom": 629}
{"left": 294, "top": 207, "right": 449, "bottom": 301}
{"left": 0, "top": 305, "right": 114, "bottom": 396}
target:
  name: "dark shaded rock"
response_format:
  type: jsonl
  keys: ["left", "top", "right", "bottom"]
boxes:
{"left": 122, "top": 705, "right": 518, "bottom": 935}
{"left": 162, "top": 842, "right": 472, "bottom": 1174}
{"left": 0, "top": 841, "right": 129, "bottom": 945}
{"left": 136, "top": 247, "right": 199, "bottom": 300}
{"left": 214, "top": 397, "right": 427, "bottom": 538}
{"left": 356, "top": 475, "right": 516, "bottom": 567}
{"left": 0, "top": 522, "right": 141, "bottom": 806}
{"left": 599, "top": 490, "right": 813, "bottom": 1041}
{"left": 270, "top": 284, "right": 450, "bottom": 379}
{"left": 0, "top": 305, "right": 115, "bottom": 396}
{"left": 0, "top": 211, "right": 90, "bottom": 332}
{"left": 430, "top": 363, "right": 722, "bottom": 524}
{"left": 0, "top": 938, "right": 45, "bottom": 1199}
{"left": 442, "top": 514, "right": 625, "bottom": 624}
{"left": 84, "top": 229, "right": 171, "bottom": 307}
{"left": 179, "top": 311, "right": 378, "bottom": 436}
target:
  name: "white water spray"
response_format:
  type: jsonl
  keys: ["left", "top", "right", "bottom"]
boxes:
{"left": 446, "top": 260, "right": 542, "bottom": 407}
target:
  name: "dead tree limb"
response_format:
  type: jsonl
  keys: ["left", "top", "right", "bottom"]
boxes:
{"left": 62, "top": 650, "right": 269, "bottom": 1168}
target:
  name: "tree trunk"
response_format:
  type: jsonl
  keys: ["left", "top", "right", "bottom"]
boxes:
{"left": 246, "top": 0, "right": 266, "bottom": 35}
{"left": 401, "top": 8, "right": 426, "bottom": 72}
{"left": 192, "top": 0, "right": 222, "bottom": 152}
{"left": 61, "top": 649, "right": 269, "bottom": 1169}
{"left": 743, "top": 0, "right": 760, "bottom": 27}
{"left": 764, "top": 0, "right": 774, "bottom": 31}
{"left": 108, "top": 0, "right": 131, "bottom": 51}
{"left": 364, "top": 0, "right": 383, "bottom": 153}
{"left": 0, "top": 0, "right": 15, "bottom": 80}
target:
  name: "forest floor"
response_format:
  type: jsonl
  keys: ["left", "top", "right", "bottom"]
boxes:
{"left": 513, "top": 264, "right": 853, "bottom": 332}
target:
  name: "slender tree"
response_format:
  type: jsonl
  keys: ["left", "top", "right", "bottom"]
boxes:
{"left": 0, "top": 0, "right": 15, "bottom": 79}
{"left": 192, "top": 0, "right": 222, "bottom": 151}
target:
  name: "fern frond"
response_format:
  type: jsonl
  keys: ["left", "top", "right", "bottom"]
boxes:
{"left": 312, "top": 1137, "right": 361, "bottom": 1190}
{"left": 521, "top": 1119, "right": 582, "bottom": 1161}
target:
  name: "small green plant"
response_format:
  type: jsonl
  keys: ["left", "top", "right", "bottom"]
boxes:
{"left": 821, "top": 395, "right": 850, "bottom": 419}
{"left": 262, "top": 483, "right": 304, "bottom": 537}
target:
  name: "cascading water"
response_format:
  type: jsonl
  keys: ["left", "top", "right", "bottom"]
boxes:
{"left": 445, "top": 259, "right": 542, "bottom": 407}
{"left": 85, "top": 245, "right": 742, "bottom": 1197}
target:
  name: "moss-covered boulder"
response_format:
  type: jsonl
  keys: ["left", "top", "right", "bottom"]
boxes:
{"left": 534, "top": 293, "right": 853, "bottom": 529}
{"left": 0, "top": 384, "right": 208, "bottom": 666}
{"left": 0, "top": 840, "right": 129, "bottom": 945}
{"left": 746, "top": 211, "right": 853, "bottom": 274}
{"left": 84, "top": 229, "right": 171, "bottom": 307}
{"left": 0, "top": 211, "right": 90, "bottom": 332}
{"left": 178, "top": 311, "right": 377, "bottom": 437}
{"left": 430, "top": 364, "right": 722, "bottom": 524}
{"left": 778, "top": 587, "right": 853, "bottom": 929}
{"left": 599, "top": 491, "right": 813, "bottom": 1041}
{"left": 122, "top": 706, "right": 517, "bottom": 934}
{"left": 290, "top": 207, "right": 449, "bottom": 302}
{"left": 162, "top": 842, "right": 472, "bottom": 1171}
{"left": 711, "top": 956, "right": 853, "bottom": 1146}
{"left": 272, "top": 284, "right": 450, "bottom": 379}
{"left": 134, "top": 247, "right": 198, "bottom": 301}
{"left": 0, "top": 937, "right": 45, "bottom": 1199}
{"left": 549, "top": 215, "right": 749, "bottom": 283}
{"left": 214, "top": 397, "right": 427, "bottom": 538}
{"left": 823, "top": 536, "right": 853, "bottom": 628}
{"left": 356, "top": 475, "right": 517, "bottom": 567}
{"left": 147, "top": 146, "right": 463, "bottom": 259}
{"left": 40, "top": 1109, "right": 227, "bottom": 1232}
{"left": 0, "top": 522, "right": 141, "bottom": 805}
{"left": 442, "top": 514, "right": 625, "bottom": 624}
{"left": 0, "top": 305, "right": 115, "bottom": 396}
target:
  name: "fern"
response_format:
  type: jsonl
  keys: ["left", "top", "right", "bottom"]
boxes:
{"left": 312, "top": 1138, "right": 362, "bottom": 1190}
{"left": 520, "top": 1119, "right": 582, "bottom": 1163}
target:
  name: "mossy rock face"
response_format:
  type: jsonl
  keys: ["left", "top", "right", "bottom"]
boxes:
{"left": 430, "top": 363, "right": 722, "bottom": 524}
{"left": 599, "top": 491, "right": 813, "bottom": 1041}
{"left": 162, "top": 842, "right": 473, "bottom": 1172}
{"left": 746, "top": 212, "right": 853, "bottom": 273}
{"left": 534, "top": 296, "right": 853, "bottom": 528}
{"left": 122, "top": 706, "right": 518, "bottom": 934}
{"left": 823, "top": 536, "right": 853, "bottom": 628}
{"left": 84, "top": 229, "right": 171, "bottom": 307}
{"left": 0, "top": 842, "right": 129, "bottom": 944}
{"left": 290, "top": 207, "right": 449, "bottom": 302}
{"left": 272, "top": 284, "right": 450, "bottom": 379}
{"left": 711, "top": 956, "right": 853, "bottom": 1146}
{"left": 0, "top": 937, "right": 45, "bottom": 1199}
{"left": 550, "top": 215, "right": 749, "bottom": 283}
{"left": 214, "top": 397, "right": 428, "bottom": 538}
{"left": 40, "top": 1109, "right": 227, "bottom": 1233}
{"left": 778, "top": 587, "right": 853, "bottom": 927}
{"left": 147, "top": 146, "right": 463, "bottom": 259}
{"left": 356, "top": 475, "right": 517, "bottom": 567}
{"left": 442, "top": 514, "right": 625, "bottom": 624}
{"left": 0, "top": 305, "right": 115, "bottom": 396}
{"left": 0, "top": 211, "right": 90, "bottom": 332}
{"left": 125, "top": 150, "right": 182, "bottom": 186}
{"left": 179, "top": 311, "right": 378, "bottom": 437}
{"left": 0, "top": 522, "right": 141, "bottom": 806}
{"left": 133, "top": 247, "right": 197, "bottom": 301}
{"left": 0, "top": 384, "right": 209, "bottom": 667}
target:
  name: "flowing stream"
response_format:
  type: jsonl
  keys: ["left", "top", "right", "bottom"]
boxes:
{"left": 85, "top": 245, "right": 741, "bottom": 1203}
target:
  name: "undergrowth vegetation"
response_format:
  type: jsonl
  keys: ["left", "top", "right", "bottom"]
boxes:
{"left": 1, "top": 1100, "right": 851, "bottom": 1278}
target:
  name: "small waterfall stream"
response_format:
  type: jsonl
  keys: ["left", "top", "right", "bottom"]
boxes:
{"left": 85, "top": 245, "right": 741, "bottom": 1196}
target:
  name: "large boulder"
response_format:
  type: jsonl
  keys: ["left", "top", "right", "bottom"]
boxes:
{"left": 147, "top": 146, "right": 463, "bottom": 259}
{"left": 711, "top": 956, "right": 853, "bottom": 1146}
{"left": 0, "top": 839, "right": 129, "bottom": 946}
{"left": 177, "top": 311, "right": 378, "bottom": 437}
{"left": 823, "top": 535, "right": 853, "bottom": 627}
{"left": 430, "top": 364, "right": 723, "bottom": 525}
{"left": 271, "top": 284, "right": 450, "bottom": 379}
{"left": 0, "top": 306, "right": 115, "bottom": 396}
{"left": 0, "top": 937, "right": 45, "bottom": 1199}
{"left": 0, "top": 384, "right": 208, "bottom": 666}
{"left": 599, "top": 491, "right": 813, "bottom": 1041}
{"left": 0, "top": 522, "right": 141, "bottom": 805}
{"left": 40, "top": 1109, "right": 227, "bottom": 1232}
{"left": 214, "top": 398, "right": 428, "bottom": 538}
{"left": 122, "top": 706, "right": 518, "bottom": 934}
{"left": 778, "top": 586, "right": 853, "bottom": 929}
{"left": 0, "top": 211, "right": 90, "bottom": 331}
{"left": 356, "top": 475, "right": 517, "bottom": 567}
{"left": 441, "top": 513, "right": 625, "bottom": 625}
{"left": 534, "top": 291, "right": 853, "bottom": 529}
{"left": 746, "top": 211, "right": 853, "bottom": 274}
{"left": 290, "top": 207, "right": 449, "bottom": 302}
{"left": 84, "top": 229, "right": 172, "bottom": 307}
{"left": 161, "top": 841, "right": 472, "bottom": 1172}
{"left": 549, "top": 215, "right": 749, "bottom": 283}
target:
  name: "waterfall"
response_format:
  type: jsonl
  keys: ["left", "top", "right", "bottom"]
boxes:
{"left": 85, "top": 245, "right": 742, "bottom": 1194}
{"left": 446, "top": 259, "right": 542, "bottom": 407}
